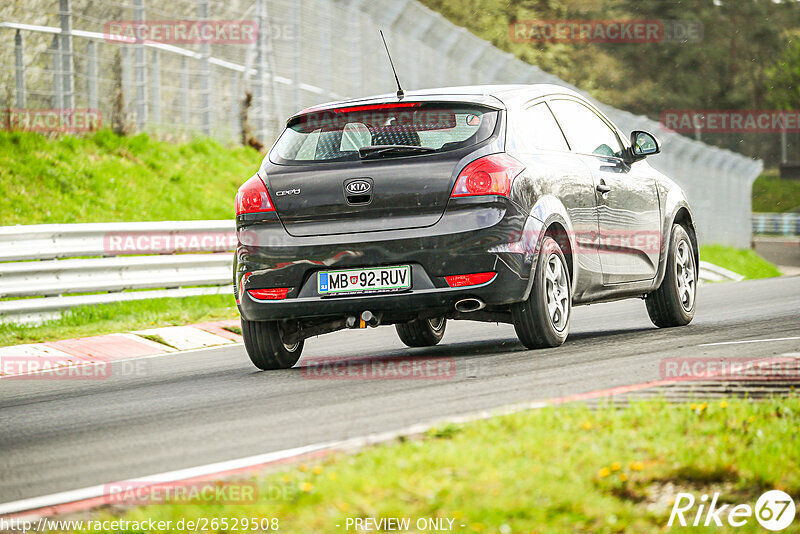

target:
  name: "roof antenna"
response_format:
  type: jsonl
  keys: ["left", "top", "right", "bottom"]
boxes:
{"left": 380, "top": 30, "right": 404, "bottom": 100}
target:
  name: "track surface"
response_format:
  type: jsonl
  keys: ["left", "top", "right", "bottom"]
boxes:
{"left": 2, "top": 277, "right": 799, "bottom": 503}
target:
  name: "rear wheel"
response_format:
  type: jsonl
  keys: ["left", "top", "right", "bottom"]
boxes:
{"left": 241, "top": 319, "right": 303, "bottom": 370}
{"left": 512, "top": 236, "right": 571, "bottom": 349}
{"left": 395, "top": 317, "right": 447, "bottom": 347}
{"left": 645, "top": 224, "right": 696, "bottom": 327}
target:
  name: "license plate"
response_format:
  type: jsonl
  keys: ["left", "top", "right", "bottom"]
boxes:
{"left": 318, "top": 266, "right": 411, "bottom": 295}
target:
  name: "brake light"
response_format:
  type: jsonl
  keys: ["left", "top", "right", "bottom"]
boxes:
{"left": 248, "top": 288, "right": 290, "bottom": 300}
{"left": 451, "top": 154, "right": 525, "bottom": 198}
{"left": 333, "top": 102, "right": 421, "bottom": 113}
{"left": 445, "top": 271, "right": 496, "bottom": 288}
{"left": 235, "top": 174, "right": 275, "bottom": 215}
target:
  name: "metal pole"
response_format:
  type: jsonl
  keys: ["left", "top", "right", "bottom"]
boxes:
{"left": 180, "top": 57, "right": 189, "bottom": 128}
{"left": 87, "top": 40, "right": 98, "bottom": 110}
{"left": 150, "top": 49, "right": 161, "bottom": 126}
{"left": 121, "top": 46, "right": 132, "bottom": 113}
{"left": 199, "top": 0, "right": 213, "bottom": 136}
{"left": 134, "top": 0, "right": 147, "bottom": 131}
{"left": 51, "top": 35, "right": 63, "bottom": 109}
{"left": 781, "top": 128, "right": 788, "bottom": 164}
{"left": 14, "top": 30, "right": 26, "bottom": 109}
{"left": 59, "top": 0, "right": 75, "bottom": 109}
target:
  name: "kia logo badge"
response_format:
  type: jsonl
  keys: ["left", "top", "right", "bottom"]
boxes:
{"left": 345, "top": 180, "right": 371, "bottom": 195}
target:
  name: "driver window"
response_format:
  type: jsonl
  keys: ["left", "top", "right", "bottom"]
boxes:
{"left": 548, "top": 99, "right": 623, "bottom": 158}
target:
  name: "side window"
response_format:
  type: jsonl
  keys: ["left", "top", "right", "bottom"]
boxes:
{"left": 549, "top": 99, "right": 623, "bottom": 158}
{"left": 516, "top": 103, "right": 569, "bottom": 152}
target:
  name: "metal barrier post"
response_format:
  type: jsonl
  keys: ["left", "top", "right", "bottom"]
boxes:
{"left": 149, "top": 49, "right": 161, "bottom": 126}
{"left": 51, "top": 35, "right": 63, "bottom": 109}
{"left": 134, "top": 0, "right": 147, "bottom": 130}
{"left": 59, "top": 0, "right": 75, "bottom": 109}
{"left": 87, "top": 40, "right": 98, "bottom": 110}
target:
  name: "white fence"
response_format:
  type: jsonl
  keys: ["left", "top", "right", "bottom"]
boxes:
{"left": 0, "top": 221, "right": 235, "bottom": 323}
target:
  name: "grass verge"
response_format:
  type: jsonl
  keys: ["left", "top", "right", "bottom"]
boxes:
{"left": 752, "top": 168, "right": 800, "bottom": 213}
{"left": 0, "top": 294, "right": 238, "bottom": 347}
{"left": 700, "top": 245, "right": 782, "bottom": 279}
{"left": 0, "top": 129, "right": 260, "bottom": 225}
{"left": 75, "top": 397, "right": 799, "bottom": 533}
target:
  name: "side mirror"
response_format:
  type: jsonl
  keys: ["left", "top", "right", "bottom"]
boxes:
{"left": 630, "top": 130, "right": 660, "bottom": 161}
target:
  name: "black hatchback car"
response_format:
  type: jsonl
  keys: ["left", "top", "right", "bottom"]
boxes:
{"left": 234, "top": 84, "right": 698, "bottom": 370}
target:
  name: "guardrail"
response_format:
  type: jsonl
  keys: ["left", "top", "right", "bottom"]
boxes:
{"left": 1, "top": 220, "right": 741, "bottom": 325}
{"left": 0, "top": 221, "right": 235, "bottom": 324}
{"left": 752, "top": 212, "right": 800, "bottom": 236}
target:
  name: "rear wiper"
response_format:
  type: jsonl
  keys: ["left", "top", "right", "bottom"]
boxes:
{"left": 358, "top": 145, "right": 435, "bottom": 159}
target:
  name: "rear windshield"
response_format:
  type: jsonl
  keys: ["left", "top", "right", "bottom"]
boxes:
{"left": 270, "top": 102, "right": 499, "bottom": 164}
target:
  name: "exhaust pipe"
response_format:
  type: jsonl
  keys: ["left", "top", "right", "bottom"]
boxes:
{"left": 347, "top": 311, "right": 381, "bottom": 328}
{"left": 455, "top": 298, "right": 485, "bottom": 313}
{"left": 361, "top": 310, "right": 380, "bottom": 327}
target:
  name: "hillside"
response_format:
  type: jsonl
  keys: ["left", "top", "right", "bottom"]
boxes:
{"left": 0, "top": 130, "right": 260, "bottom": 225}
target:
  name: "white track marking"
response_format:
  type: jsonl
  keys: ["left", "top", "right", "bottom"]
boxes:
{"left": 0, "top": 401, "right": 547, "bottom": 517}
{"left": 0, "top": 442, "right": 328, "bottom": 516}
{"left": 700, "top": 336, "right": 800, "bottom": 347}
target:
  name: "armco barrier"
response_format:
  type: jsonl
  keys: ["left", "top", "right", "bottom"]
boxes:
{"left": 1, "top": 220, "right": 738, "bottom": 324}
{"left": 752, "top": 212, "right": 800, "bottom": 236}
{"left": 0, "top": 221, "right": 235, "bottom": 323}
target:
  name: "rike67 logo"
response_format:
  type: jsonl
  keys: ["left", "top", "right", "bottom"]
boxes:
{"left": 668, "top": 490, "right": 795, "bottom": 530}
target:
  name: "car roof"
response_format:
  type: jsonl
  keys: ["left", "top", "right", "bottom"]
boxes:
{"left": 292, "top": 84, "right": 586, "bottom": 118}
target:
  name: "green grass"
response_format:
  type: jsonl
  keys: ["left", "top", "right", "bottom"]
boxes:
{"left": 700, "top": 245, "right": 782, "bottom": 279}
{"left": 0, "top": 294, "right": 238, "bottom": 347}
{"left": 71, "top": 398, "right": 800, "bottom": 533}
{"left": 752, "top": 168, "right": 800, "bottom": 213}
{"left": 0, "top": 129, "right": 260, "bottom": 225}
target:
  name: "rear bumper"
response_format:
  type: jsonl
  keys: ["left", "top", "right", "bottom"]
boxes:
{"left": 235, "top": 197, "right": 534, "bottom": 322}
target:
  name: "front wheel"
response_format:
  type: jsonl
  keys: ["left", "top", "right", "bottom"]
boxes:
{"left": 241, "top": 319, "right": 303, "bottom": 370}
{"left": 395, "top": 318, "right": 447, "bottom": 347}
{"left": 512, "top": 235, "right": 571, "bottom": 349}
{"left": 645, "top": 224, "right": 696, "bottom": 327}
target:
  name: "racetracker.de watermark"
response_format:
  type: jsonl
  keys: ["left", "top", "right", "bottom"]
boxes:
{"left": 0, "top": 357, "right": 149, "bottom": 380}
{"left": 660, "top": 357, "right": 800, "bottom": 381}
{"left": 1, "top": 108, "right": 102, "bottom": 133}
{"left": 103, "top": 480, "right": 267, "bottom": 505}
{"left": 104, "top": 231, "right": 237, "bottom": 254}
{"left": 103, "top": 20, "right": 258, "bottom": 44}
{"left": 301, "top": 356, "right": 457, "bottom": 380}
{"left": 661, "top": 109, "right": 800, "bottom": 133}
{"left": 509, "top": 19, "right": 703, "bottom": 43}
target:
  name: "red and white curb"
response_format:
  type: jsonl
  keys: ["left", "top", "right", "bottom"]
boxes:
{"left": 0, "top": 320, "right": 241, "bottom": 379}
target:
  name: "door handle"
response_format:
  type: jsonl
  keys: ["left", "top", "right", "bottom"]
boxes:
{"left": 596, "top": 184, "right": 611, "bottom": 194}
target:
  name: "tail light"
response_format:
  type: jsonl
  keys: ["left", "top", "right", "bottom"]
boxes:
{"left": 451, "top": 154, "right": 525, "bottom": 198}
{"left": 235, "top": 174, "right": 275, "bottom": 215}
{"left": 445, "top": 271, "right": 496, "bottom": 288}
{"left": 248, "top": 288, "right": 290, "bottom": 300}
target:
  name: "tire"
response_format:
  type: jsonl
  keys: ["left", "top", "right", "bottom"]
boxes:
{"left": 395, "top": 317, "right": 447, "bottom": 347}
{"left": 241, "top": 319, "right": 303, "bottom": 370}
{"left": 512, "top": 236, "right": 571, "bottom": 349}
{"left": 646, "top": 224, "right": 697, "bottom": 327}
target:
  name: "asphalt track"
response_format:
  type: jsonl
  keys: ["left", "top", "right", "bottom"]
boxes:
{"left": 1, "top": 277, "right": 799, "bottom": 505}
